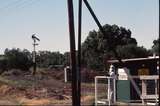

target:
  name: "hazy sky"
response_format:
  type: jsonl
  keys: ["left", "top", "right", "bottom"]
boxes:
{"left": 0, "top": 0, "right": 159, "bottom": 54}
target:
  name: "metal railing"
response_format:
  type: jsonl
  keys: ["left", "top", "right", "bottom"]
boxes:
{"left": 95, "top": 76, "right": 116, "bottom": 106}
{"left": 95, "top": 75, "right": 159, "bottom": 106}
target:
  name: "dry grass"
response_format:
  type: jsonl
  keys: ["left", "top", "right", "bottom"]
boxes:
{"left": 0, "top": 69, "right": 106, "bottom": 105}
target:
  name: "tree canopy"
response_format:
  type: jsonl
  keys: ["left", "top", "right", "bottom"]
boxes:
{"left": 36, "top": 51, "right": 65, "bottom": 68}
{"left": 82, "top": 24, "right": 149, "bottom": 71}
{"left": 151, "top": 38, "right": 159, "bottom": 55}
{"left": 0, "top": 25, "right": 156, "bottom": 73}
{"left": 4, "top": 48, "right": 33, "bottom": 71}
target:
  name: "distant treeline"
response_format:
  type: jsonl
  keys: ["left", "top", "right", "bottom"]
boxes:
{"left": 0, "top": 24, "right": 159, "bottom": 74}
{"left": 0, "top": 49, "right": 70, "bottom": 74}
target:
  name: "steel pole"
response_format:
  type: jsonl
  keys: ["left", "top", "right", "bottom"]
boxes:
{"left": 83, "top": 0, "right": 123, "bottom": 64}
{"left": 77, "top": 0, "right": 82, "bottom": 105}
{"left": 67, "top": 0, "right": 79, "bottom": 106}
{"left": 33, "top": 39, "right": 36, "bottom": 75}
{"left": 83, "top": 0, "right": 106, "bottom": 36}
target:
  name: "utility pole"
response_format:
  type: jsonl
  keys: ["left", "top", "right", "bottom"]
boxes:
{"left": 32, "top": 34, "right": 40, "bottom": 75}
{"left": 67, "top": 0, "right": 124, "bottom": 105}
{"left": 67, "top": 0, "right": 79, "bottom": 106}
{"left": 77, "top": 0, "right": 82, "bottom": 105}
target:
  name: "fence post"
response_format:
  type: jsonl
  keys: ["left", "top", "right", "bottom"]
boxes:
{"left": 113, "top": 77, "right": 116, "bottom": 103}
{"left": 95, "top": 77, "right": 97, "bottom": 106}
{"left": 108, "top": 78, "right": 111, "bottom": 106}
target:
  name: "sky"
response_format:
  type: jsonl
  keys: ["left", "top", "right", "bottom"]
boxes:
{"left": 0, "top": 0, "right": 159, "bottom": 54}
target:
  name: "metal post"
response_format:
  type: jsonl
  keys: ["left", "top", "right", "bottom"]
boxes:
{"left": 83, "top": 0, "right": 106, "bottom": 37}
{"left": 64, "top": 67, "right": 67, "bottom": 83}
{"left": 83, "top": 0, "right": 123, "bottom": 65}
{"left": 67, "top": 0, "right": 79, "bottom": 106}
{"left": 77, "top": 0, "right": 82, "bottom": 105}
{"left": 155, "top": 79, "right": 157, "bottom": 96}
{"left": 31, "top": 34, "right": 40, "bottom": 75}
{"left": 155, "top": 79, "right": 158, "bottom": 103}
{"left": 113, "top": 77, "right": 116, "bottom": 103}
{"left": 33, "top": 39, "right": 36, "bottom": 75}
{"left": 141, "top": 79, "right": 146, "bottom": 104}
{"left": 95, "top": 77, "right": 97, "bottom": 106}
{"left": 108, "top": 78, "right": 111, "bottom": 106}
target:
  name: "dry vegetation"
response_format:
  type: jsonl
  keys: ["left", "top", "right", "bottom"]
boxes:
{"left": 0, "top": 68, "right": 107, "bottom": 105}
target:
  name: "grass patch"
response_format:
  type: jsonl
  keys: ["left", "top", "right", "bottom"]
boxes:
{"left": 0, "top": 76, "right": 33, "bottom": 88}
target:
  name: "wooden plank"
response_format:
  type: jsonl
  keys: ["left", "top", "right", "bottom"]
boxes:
{"left": 95, "top": 76, "right": 108, "bottom": 79}
{"left": 128, "top": 75, "right": 159, "bottom": 79}
{"left": 142, "top": 95, "right": 159, "bottom": 99}
{"left": 95, "top": 75, "right": 159, "bottom": 80}
{"left": 141, "top": 80, "right": 147, "bottom": 97}
{"left": 140, "top": 75, "right": 159, "bottom": 80}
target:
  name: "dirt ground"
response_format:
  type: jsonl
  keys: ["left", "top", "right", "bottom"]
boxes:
{"left": 0, "top": 69, "right": 106, "bottom": 105}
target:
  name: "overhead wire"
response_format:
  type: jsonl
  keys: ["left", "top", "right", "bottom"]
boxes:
{"left": 13, "top": 0, "right": 42, "bottom": 10}
{"left": 0, "top": 0, "right": 25, "bottom": 12}
{"left": 0, "top": 0, "right": 14, "bottom": 9}
{"left": 0, "top": 0, "right": 41, "bottom": 17}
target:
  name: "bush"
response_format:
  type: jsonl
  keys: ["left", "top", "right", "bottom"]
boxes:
{"left": 0, "top": 58, "right": 8, "bottom": 74}
{"left": 4, "top": 48, "right": 33, "bottom": 71}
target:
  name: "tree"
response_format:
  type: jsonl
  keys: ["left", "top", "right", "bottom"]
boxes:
{"left": 36, "top": 51, "right": 51, "bottom": 68}
{"left": 36, "top": 51, "right": 65, "bottom": 68}
{"left": 4, "top": 48, "right": 33, "bottom": 71}
{"left": 63, "top": 52, "right": 70, "bottom": 66}
{"left": 116, "top": 44, "right": 149, "bottom": 59}
{"left": 0, "top": 57, "right": 8, "bottom": 74}
{"left": 97, "top": 24, "right": 137, "bottom": 53}
{"left": 82, "top": 24, "right": 148, "bottom": 71}
{"left": 81, "top": 30, "right": 104, "bottom": 70}
{"left": 151, "top": 38, "right": 159, "bottom": 55}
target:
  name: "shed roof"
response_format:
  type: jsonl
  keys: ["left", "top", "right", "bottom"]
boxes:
{"left": 108, "top": 56, "right": 159, "bottom": 64}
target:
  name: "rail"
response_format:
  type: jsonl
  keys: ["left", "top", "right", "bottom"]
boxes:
{"left": 94, "top": 75, "right": 159, "bottom": 105}
{"left": 95, "top": 76, "right": 116, "bottom": 106}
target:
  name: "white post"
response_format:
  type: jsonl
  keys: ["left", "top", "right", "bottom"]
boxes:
{"left": 95, "top": 77, "right": 97, "bottom": 106}
{"left": 113, "top": 77, "right": 116, "bottom": 103}
{"left": 109, "top": 64, "right": 116, "bottom": 105}
{"left": 108, "top": 78, "right": 111, "bottom": 106}
{"left": 141, "top": 79, "right": 146, "bottom": 104}
{"left": 155, "top": 79, "right": 158, "bottom": 104}
{"left": 64, "top": 67, "right": 67, "bottom": 83}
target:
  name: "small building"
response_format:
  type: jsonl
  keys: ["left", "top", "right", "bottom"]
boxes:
{"left": 107, "top": 56, "right": 159, "bottom": 103}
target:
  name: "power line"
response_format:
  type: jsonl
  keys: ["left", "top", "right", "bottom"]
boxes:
{"left": 14, "top": 0, "right": 41, "bottom": 10}
{"left": 0, "top": 0, "right": 23, "bottom": 11}
{"left": 0, "top": 0, "right": 15, "bottom": 8}
{"left": 0, "top": 0, "right": 41, "bottom": 18}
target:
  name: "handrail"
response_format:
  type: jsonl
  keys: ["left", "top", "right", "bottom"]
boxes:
{"left": 95, "top": 75, "right": 159, "bottom": 105}
{"left": 95, "top": 76, "right": 116, "bottom": 106}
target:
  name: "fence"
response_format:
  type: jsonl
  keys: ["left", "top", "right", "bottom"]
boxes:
{"left": 95, "top": 75, "right": 159, "bottom": 106}
{"left": 95, "top": 76, "right": 116, "bottom": 106}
